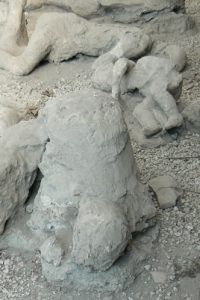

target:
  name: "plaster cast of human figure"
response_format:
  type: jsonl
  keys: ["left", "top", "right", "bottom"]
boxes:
{"left": 0, "top": 99, "right": 26, "bottom": 137}
{"left": 0, "top": 0, "right": 151, "bottom": 75}
{"left": 0, "top": 0, "right": 28, "bottom": 55}
{"left": 92, "top": 54, "right": 184, "bottom": 136}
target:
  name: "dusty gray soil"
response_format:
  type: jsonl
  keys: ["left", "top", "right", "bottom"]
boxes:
{"left": 0, "top": 1, "right": 200, "bottom": 299}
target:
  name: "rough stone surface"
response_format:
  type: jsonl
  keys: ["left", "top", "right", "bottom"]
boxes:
{"left": 20, "top": 0, "right": 194, "bottom": 33}
{"left": 0, "top": 119, "right": 47, "bottom": 234}
{"left": 179, "top": 276, "right": 200, "bottom": 300}
{"left": 40, "top": 236, "right": 65, "bottom": 267}
{"left": 149, "top": 175, "right": 182, "bottom": 209}
{"left": 1, "top": 0, "right": 193, "bottom": 32}
{"left": 150, "top": 271, "right": 167, "bottom": 284}
{"left": 182, "top": 101, "right": 200, "bottom": 132}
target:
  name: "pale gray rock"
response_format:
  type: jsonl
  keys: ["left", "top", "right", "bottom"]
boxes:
{"left": 24, "top": 0, "right": 100, "bottom": 17}
{"left": 40, "top": 236, "right": 65, "bottom": 267}
{"left": 24, "top": 0, "right": 192, "bottom": 33}
{"left": 151, "top": 271, "right": 167, "bottom": 283}
{"left": 179, "top": 276, "right": 200, "bottom": 300}
{"left": 144, "top": 11, "right": 193, "bottom": 34}
{"left": 0, "top": 119, "right": 47, "bottom": 234}
{"left": 25, "top": 203, "right": 34, "bottom": 214}
{"left": 182, "top": 102, "right": 200, "bottom": 132}
{"left": 0, "top": 0, "right": 194, "bottom": 36}
{"left": 94, "top": 0, "right": 193, "bottom": 34}
{"left": 72, "top": 199, "right": 130, "bottom": 271}
{"left": 149, "top": 175, "right": 182, "bottom": 209}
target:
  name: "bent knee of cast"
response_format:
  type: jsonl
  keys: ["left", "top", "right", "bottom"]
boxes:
{"left": 11, "top": 58, "right": 35, "bottom": 75}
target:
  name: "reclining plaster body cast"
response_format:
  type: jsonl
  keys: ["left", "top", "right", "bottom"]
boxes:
{"left": 92, "top": 53, "right": 184, "bottom": 136}
{"left": 0, "top": 1, "right": 185, "bottom": 137}
{"left": 0, "top": 0, "right": 151, "bottom": 75}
